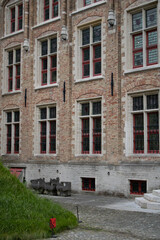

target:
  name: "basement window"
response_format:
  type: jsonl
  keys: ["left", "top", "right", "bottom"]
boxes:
{"left": 82, "top": 177, "right": 95, "bottom": 191}
{"left": 130, "top": 180, "right": 147, "bottom": 195}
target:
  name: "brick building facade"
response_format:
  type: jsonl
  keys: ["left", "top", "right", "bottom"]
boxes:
{"left": 0, "top": 0, "right": 160, "bottom": 197}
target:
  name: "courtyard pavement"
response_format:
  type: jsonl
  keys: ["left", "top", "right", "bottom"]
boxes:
{"left": 42, "top": 193, "right": 160, "bottom": 240}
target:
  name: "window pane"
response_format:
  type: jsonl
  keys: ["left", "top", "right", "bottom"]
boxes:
{"left": 93, "top": 101, "right": 101, "bottom": 114}
{"left": 11, "top": 7, "right": 15, "bottom": 19}
{"left": 50, "top": 121, "right": 56, "bottom": 153}
{"left": 83, "top": 48, "right": 90, "bottom": 61}
{"left": 132, "top": 12, "right": 142, "bottom": 31}
{"left": 94, "top": 45, "right": 101, "bottom": 59}
{"left": 51, "top": 56, "right": 57, "bottom": 68}
{"left": 16, "top": 49, "right": 21, "bottom": 63}
{"left": 93, "top": 25, "right": 101, "bottom": 42}
{"left": 148, "top": 49, "right": 158, "bottom": 65}
{"left": 82, "top": 118, "right": 89, "bottom": 153}
{"left": 51, "top": 71, "right": 56, "bottom": 83}
{"left": 133, "top": 96, "right": 143, "bottom": 111}
{"left": 7, "top": 112, "right": 12, "bottom": 123}
{"left": 18, "top": 19, "right": 22, "bottom": 30}
{"left": 15, "top": 124, "right": 19, "bottom": 137}
{"left": 134, "top": 51, "right": 143, "bottom": 67}
{"left": 50, "top": 121, "right": 56, "bottom": 134}
{"left": 11, "top": 22, "right": 15, "bottom": 32}
{"left": 84, "top": 0, "right": 91, "bottom": 6}
{"left": 42, "top": 58, "right": 47, "bottom": 69}
{"left": 16, "top": 65, "right": 20, "bottom": 76}
{"left": 83, "top": 64, "right": 90, "bottom": 77}
{"left": 148, "top": 31, "right": 157, "bottom": 46}
{"left": 14, "top": 111, "right": 20, "bottom": 122}
{"left": 148, "top": 112, "right": 159, "bottom": 152}
{"left": 94, "top": 62, "right": 101, "bottom": 75}
{"left": 41, "top": 41, "right": 48, "bottom": 55}
{"left": 50, "top": 107, "right": 56, "bottom": 118}
{"left": 44, "top": 0, "right": 49, "bottom": 6}
{"left": 147, "top": 94, "right": 158, "bottom": 109}
{"left": 9, "top": 67, "right": 13, "bottom": 77}
{"left": 82, "top": 103, "right": 89, "bottom": 116}
{"left": 53, "top": 4, "right": 58, "bottom": 17}
{"left": 82, "top": 28, "right": 90, "bottom": 45}
{"left": 93, "top": 117, "right": 101, "bottom": 153}
{"left": 134, "top": 35, "right": 143, "bottom": 49}
{"left": 41, "top": 108, "right": 47, "bottom": 119}
{"left": 8, "top": 51, "right": 13, "bottom": 65}
{"left": 146, "top": 8, "right": 157, "bottom": 28}
{"left": 41, "top": 122, "right": 46, "bottom": 153}
{"left": 134, "top": 114, "right": 144, "bottom": 152}
{"left": 19, "top": 4, "right": 23, "bottom": 16}
{"left": 50, "top": 38, "right": 57, "bottom": 53}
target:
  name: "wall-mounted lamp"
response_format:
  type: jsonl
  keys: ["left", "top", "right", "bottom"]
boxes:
{"left": 107, "top": 9, "right": 116, "bottom": 27}
{"left": 61, "top": 25, "right": 68, "bottom": 41}
{"left": 23, "top": 39, "right": 29, "bottom": 52}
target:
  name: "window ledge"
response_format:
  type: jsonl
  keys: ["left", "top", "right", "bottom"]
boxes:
{"left": 34, "top": 154, "right": 57, "bottom": 157}
{"left": 128, "top": 154, "right": 160, "bottom": 157}
{"left": 35, "top": 84, "right": 58, "bottom": 90}
{"left": 1, "top": 30, "right": 24, "bottom": 40}
{"left": 75, "top": 76, "right": 104, "bottom": 83}
{"left": 32, "top": 17, "right": 61, "bottom": 29}
{"left": 124, "top": 64, "right": 160, "bottom": 75}
{"left": 71, "top": 0, "right": 107, "bottom": 15}
{"left": 2, "top": 91, "right": 21, "bottom": 96}
{"left": 75, "top": 154, "right": 103, "bottom": 157}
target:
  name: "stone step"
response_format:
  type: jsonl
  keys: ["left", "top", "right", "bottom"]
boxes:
{"left": 144, "top": 193, "right": 160, "bottom": 203}
{"left": 135, "top": 197, "right": 160, "bottom": 210}
{"left": 153, "top": 190, "right": 160, "bottom": 197}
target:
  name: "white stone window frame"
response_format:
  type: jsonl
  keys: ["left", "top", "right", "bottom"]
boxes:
{"left": 34, "top": 103, "right": 57, "bottom": 156}
{"left": 5, "top": 0, "right": 24, "bottom": 36}
{"left": 37, "top": 0, "right": 60, "bottom": 26}
{"left": 1, "top": 108, "right": 20, "bottom": 156}
{"left": 75, "top": 97, "right": 103, "bottom": 156}
{"left": 75, "top": 20, "right": 104, "bottom": 82}
{"left": 124, "top": 0, "right": 160, "bottom": 74}
{"left": 2, "top": 44, "right": 22, "bottom": 95}
{"left": 75, "top": 0, "right": 107, "bottom": 12}
{"left": 126, "top": 89, "right": 160, "bottom": 156}
{"left": 34, "top": 33, "right": 59, "bottom": 89}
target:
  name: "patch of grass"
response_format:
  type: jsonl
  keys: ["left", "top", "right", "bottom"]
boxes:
{"left": 0, "top": 162, "right": 77, "bottom": 240}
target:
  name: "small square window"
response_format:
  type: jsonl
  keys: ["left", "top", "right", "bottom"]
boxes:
{"left": 82, "top": 178, "right": 95, "bottom": 191}
{"left": 130, "top": 180, "right": 146, "bottom": 195}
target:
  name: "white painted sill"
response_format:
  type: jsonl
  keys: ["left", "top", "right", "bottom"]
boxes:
{"left": 75, "top": 76, "right": 104, "bottom": 83}
{"left": 32, "top": 17, "right": 61, "bottom": 29}
{"left": 71, "top": 1, "right": 107, "bottom": 15}
{"left": 35, "top": 84, "right": 58, "bottom": 90}
{"left": 128, "top": 154, "right": 160, "bottom": 157}
{"left": 2, "top": 91, "right": 21, "bottom": 96}
{"left": 75, "top": 154, "right": 103, "bottom": 157}
{"left": 124, "top": 64, "right": 160, "bottom": 75}
{"left": 1, "top": 30, "right": 24, "bottom": 40}
{"left": 34, "top": 154, "right": 57, "bottom": 157}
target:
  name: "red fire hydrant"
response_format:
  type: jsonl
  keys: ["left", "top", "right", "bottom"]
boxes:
{"left": 50, "top": 217, "right": 57, "bottom": 238}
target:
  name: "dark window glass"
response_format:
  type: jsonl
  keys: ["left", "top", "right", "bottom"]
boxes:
{"left": 50, "top": 121, "right": 56, "bottom": 152}
{"left": 132, "top": 12, "right": 142, "bottom": 31}
{"left": 41, "top": 108, "right": 47, "bottom": 119}
{"left": 7, "top": 125, "right": 12, "bottom": 153}
{"left": 94, "top": 45, "right": 101, "bottom": 59}
{"left": 11, "top": 7, "right": 15, "bottom": 19}
{"left": 93, "top": 102, "right": 101, "bottom": 114}
{"left": 84, "top": 64, "right": 90, "bottom": 77}
{"left": 42, "top": 58, "right": 47, "bottom": 70}
{"left": 19, "top": 4, "right": 23, "bottom": 16}
{"left": 11, "top": 22, "right": 15, "bottom": 32}
{"left": 50, "top": 38, "right": 57, "bottom": 53}
{"left": 7, "top": 112, "right": 12, "bottom": 123}
{"left": 45, "top": 8, "right": 49, "bottom": 20}
{"left": 82, "top": 178, "right": 95, "bottom": 191}
{"left": 94, "top": 62, "right": 101, "bottom": 75}
{"left": 146, "top": 8, "right": 157, "bottom": 28}
{"left": 134, "top": 52, "right": 143, "bottom": 67}
{"left": 134, "top": 114, "right": 144, "bottom": 153}
{"left": 18, "top": 19, "right": 22, "bottom": 30}
{"left": 14, "top": 111, "right": 20, "bottom": 122}
{"left": 50, "top": 107, "right": 56, "bottom": 118}
{"left": 148, "top": 112, "right": 159, "bottom": 153}
{"left": 9, "top": 67, "right": 13, "bottom": 77}
{"left": 148, "top": 49, "right": 158, "bottom": 65}
{"left": 50, "top": 121, "right": 56, "bottom": 134}
{"left": 147, "top": 94, "right": 158, "bottom": 109}
{"left": 82, "top": 28, "right": 90, "bottom": 45}
{"left": 16, "top": 49, "right": 21, "bottom": 62}
{"left": 82, "top": 118, "right": 89, "bottom": 153}
{"left": 51, "top": 56, "right": 56, "bottom": 68}
{"left": 148, "top": 31, "right": 157, "bottom": 46}
{"left": 82, "top": 103, "right": 89, "bottom": 116}
{"left": 133, "top": 96, "right": 143, "bottom": 111}
{"left": 53, "top": 4, "right": 58, "bottom": 17}
{"left": 15, "top": 124, "right": 19, "bottom": 138}
{"left": 41, "top": 122, "right": 46, "bottom": 153}
{"left": 134, "top": 35, "right": 143, "bottom": 49}
{"left": 84, "top": 0, "right": 91, "bottom": 6}
{"left": 8, "top": 77, "right": 13, "bottom": 91}
{"left": 93, "top": 117, "right": 101, "bottom": 153}
{"left": 45, "top": 0, "right": 49, "bottom": 6}
{"left": 9, "top": 51, "right": 13, "bottom": 65}
{"left": 51, "top": 71, "right": 56, "bottom": 83}
{"left": 93, "top": 25, "right": 101, "bottom": 42}
{"left": 16, "top": 65, "right": 20, "bottom": 76}
{"left": 42, "top": 41, "right": 48, "bottom": 55}
{"left": 83, "top": 48, "right": 90, "bottom": 61}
